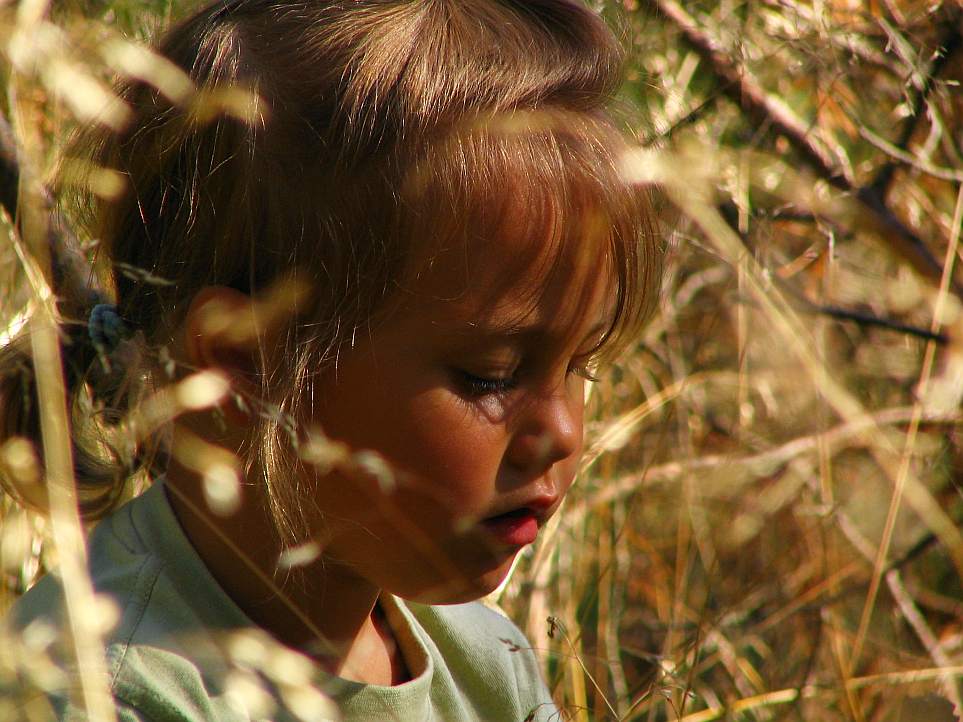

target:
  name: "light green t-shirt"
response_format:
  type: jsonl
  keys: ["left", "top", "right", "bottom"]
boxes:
{"left": 6, "top": 483, "right": 557, "bottom": 721}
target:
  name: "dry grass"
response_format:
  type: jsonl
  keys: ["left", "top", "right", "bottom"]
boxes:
{"left": 2, "top": 1, "right": 962, "bottom": 720}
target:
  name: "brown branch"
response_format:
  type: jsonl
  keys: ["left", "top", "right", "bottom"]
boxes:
{"left": 804, "top": 302, "right": 948, "bottom": 345}
{"left": 642, "top": 89, "right": 727, "bottom": 147}
{"left": 869, "top": 15, "right": 963, "bottom": 197}
{"left": 650, "top": 0, "right": 849, "bottom": 187}
{"left": 648, "top": 0, "right": 961, "bottom": 296}
{"left": 722, "top": 205, "right": 948, "bottom": 345}
{"left": 715, "top": 200, "right": 948, "bottom": 343}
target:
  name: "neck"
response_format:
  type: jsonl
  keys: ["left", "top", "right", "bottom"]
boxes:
{"left": 163, "top": 455, "right": 409, "bottom": 686}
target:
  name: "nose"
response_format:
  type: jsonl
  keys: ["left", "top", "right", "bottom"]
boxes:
{"left": 506, "top": 379, "right": 583, "bottom": 474}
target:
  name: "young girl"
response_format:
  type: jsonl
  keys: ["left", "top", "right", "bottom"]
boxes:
{"left": 2, "top": 0, "right": 661, "bottom": 719}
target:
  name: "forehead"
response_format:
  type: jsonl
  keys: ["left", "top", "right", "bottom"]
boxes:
{"left": 398, "top": 214, "right": 615, "bottom": 345}
{"left": 385, "top": 113, "right": 637, "bottom": 346}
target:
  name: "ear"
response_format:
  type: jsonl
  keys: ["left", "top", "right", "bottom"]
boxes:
{"left": 183, "top": 286, "right": 261, "bottom": 425}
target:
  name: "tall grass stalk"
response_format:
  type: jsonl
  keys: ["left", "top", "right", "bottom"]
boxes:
{"left": 7, "top": 11, "right": 116, "bottom": 717}
{"left": 3, "top": 1, "right": 963, "bottom": 720}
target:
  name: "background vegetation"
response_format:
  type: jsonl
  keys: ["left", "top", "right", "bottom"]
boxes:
{"left": 1, "top": 0, "right": 961, "bottom": 720}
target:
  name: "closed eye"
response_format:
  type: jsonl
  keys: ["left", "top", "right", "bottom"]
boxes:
{"left": 454, "top": 370, "right": 519, "bottom": 397}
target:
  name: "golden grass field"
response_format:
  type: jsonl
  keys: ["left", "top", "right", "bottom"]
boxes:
{"left": 1, "top": 1, "right": 961, "bottom": 720}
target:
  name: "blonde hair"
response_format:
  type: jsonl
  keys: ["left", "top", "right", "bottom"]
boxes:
{"left": 1, "top": 0, "right": 661, "bottom": 544}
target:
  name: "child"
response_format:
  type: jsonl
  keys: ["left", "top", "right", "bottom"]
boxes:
{"left": 2, "top": 0, "right": 661, "bottom": 719}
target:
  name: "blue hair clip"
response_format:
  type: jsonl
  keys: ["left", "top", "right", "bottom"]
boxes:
{"left": 88, "top": 303, "right": 129, "bottom": 353}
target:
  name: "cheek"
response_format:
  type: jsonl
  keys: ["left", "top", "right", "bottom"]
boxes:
{"left": 315, "top": 386, "right": 504, "bottom": 523}
{"left": 556, "top": 381, "right": 586, "bottom": 491}
{"left": 398, "top": 393, "right": 506, "bottom": 503}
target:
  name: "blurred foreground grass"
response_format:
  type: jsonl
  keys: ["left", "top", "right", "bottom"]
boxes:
{"left": 2, "top": 0, "right": 962, "bottom": 720}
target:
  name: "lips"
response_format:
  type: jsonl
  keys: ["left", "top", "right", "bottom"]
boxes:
{"left": 479, "top": 508, "right": 541, "bottom": 547}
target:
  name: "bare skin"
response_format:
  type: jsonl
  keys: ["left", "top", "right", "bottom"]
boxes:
{"left": 165, "top": 438, "right": 410, "bottom": 685}
{"left": 163, "top": 228, "right": 609, "bottom": 687}
{"left": 164, "top": 299, "right": 409, "bottom": 686}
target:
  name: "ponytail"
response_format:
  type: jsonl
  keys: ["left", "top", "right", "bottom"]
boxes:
{"left": 0, "top": 115, "right": 139, "bottom": 520}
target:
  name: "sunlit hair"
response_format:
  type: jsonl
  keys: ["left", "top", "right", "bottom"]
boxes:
{"left": 1, "top": 0, "right": 661, "bottom": 543}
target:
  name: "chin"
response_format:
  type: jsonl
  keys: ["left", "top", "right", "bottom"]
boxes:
{"left": 396, "top": 554, "right": 517, "bottom": 605}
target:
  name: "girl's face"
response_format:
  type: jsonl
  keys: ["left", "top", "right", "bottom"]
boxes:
{"left": 304, "top": 227, "right": 612, "bottom": 603}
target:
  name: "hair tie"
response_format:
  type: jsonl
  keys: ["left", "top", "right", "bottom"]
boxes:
{"left": 88, "top": 303, "right": 129, "bottom": 354}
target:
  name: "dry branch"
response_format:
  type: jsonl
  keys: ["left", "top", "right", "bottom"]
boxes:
{"left": 886, "top": 570, "right": 963, "bottom": 715}
{"left": 716, "top": 201, "right": 950, "bottom": 344}
{"left": 648, "top": 0, "right": 960, "bottom": 294}
{"left": 870, "top": 15, "right": 963, "bottom": 197}
{"left": 647, "top": 0, "right": 849, "bottom": 185}
{"left": 791, "top": 295, "right": 948, "bottom": 344}
{"left": 579, "top": 405, "right": 960, "bottom": 516}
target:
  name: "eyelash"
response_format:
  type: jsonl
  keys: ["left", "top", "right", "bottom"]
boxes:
{"left": 457, "top": 371, "right": 518, "bottom": 397}
{"left": 455, "top": 360, "right": 598, "bottom": 398}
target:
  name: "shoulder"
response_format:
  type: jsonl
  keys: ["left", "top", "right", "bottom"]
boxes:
{"left": 6, "top": 492, "right": 166, "bottom": 685}
{"left": 404, "top": 599, "right": 558, "bottom": 721}
{"left": 8, "top": 491, "right": 152, "bottom": 630}
{"left": 3, "top": 484, "right": 253, "bottom": 721}
{"left": 418, "top": 598, "right": 531, "bottom": 652}
{"left": 8, "top": 484, "right": 217, "bottom": 657}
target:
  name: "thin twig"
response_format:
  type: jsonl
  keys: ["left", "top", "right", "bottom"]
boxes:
{"left": 862, "top": 125, "right": 963, "bottom": 184}
{"left": 676, "top": 667, "right": 963, "bottom": 722}
{"left": 886, "top": 570, "right": 963, "bottom": 715}
{"left": 649, "top": 0, "right": 847, "bottom": 184}
{"left": 642, "top": 90, "right": 727, "bottom": 147}
{"left": 717, "top": 229, "right": 952, "bottom": 344}
{"left": 791, "top": 298, "right": 949, "bottom": 345}
{"left": 849, "top": 180, "right": 963, "bottom": 676}
{"left": 647, "top": 0, "right": 959, "bottom": 294}
{"left": 869, "top": 14, "right": 963, "bottom": 196}
{"left": 578, "top": 405, "right": 961, "bottom": 518}
{"left": 548, "top": 617, "right": 621, "bottom": 720}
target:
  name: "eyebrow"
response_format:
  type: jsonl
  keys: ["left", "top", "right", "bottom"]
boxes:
{"left": 458, "top": 318, "right": 611, "bottom": 346}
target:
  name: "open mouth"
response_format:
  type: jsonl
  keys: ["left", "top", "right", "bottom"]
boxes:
{"left": 479, "top": 508, "right": 540, "bottom": 547}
